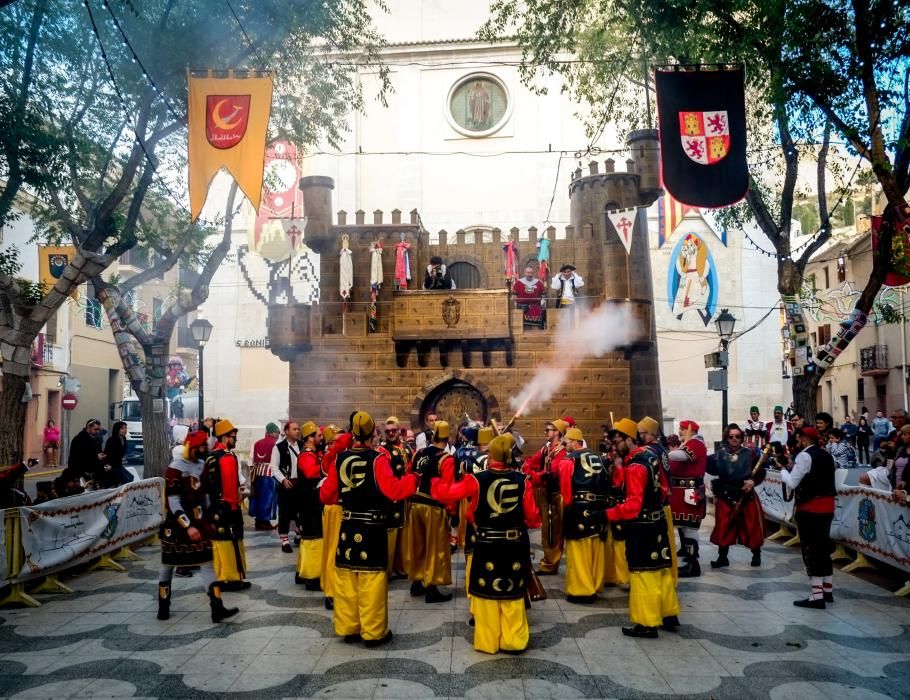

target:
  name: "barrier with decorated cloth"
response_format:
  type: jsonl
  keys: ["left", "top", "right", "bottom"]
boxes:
{"left": 0, "top": 478, "right": 164, "bottom": 607}
{"left": 756, "top": 470, "right": 910, "bottom": 595}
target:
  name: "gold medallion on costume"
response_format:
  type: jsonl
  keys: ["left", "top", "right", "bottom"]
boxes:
{"left": 487, "top": 478, "right": 520, "bottom": 518}
{"left": 339, "top": 455, "right": 368, "bottom": 492}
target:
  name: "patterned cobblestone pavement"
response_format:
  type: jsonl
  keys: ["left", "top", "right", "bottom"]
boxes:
{"left": 0, "top": 516, "right": 907, "bottom": 699}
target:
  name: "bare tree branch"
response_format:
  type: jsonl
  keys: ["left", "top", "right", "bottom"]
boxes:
{"left": 745, "top": 182, "right": 781, "bottom": 248}
{"left": 119, "top": 232, "right": 192, "bottom": 294}
{"left": 157, "top": 181, "right": 239, "bottom": 335}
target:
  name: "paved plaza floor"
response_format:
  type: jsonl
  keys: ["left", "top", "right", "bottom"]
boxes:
{"left": 0, "top": 517, "right": 907, "bottom": 699}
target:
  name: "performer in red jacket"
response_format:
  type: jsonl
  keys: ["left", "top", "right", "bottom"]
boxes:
{"left": 667, "top": 419, "right": 707, "bottom": 577}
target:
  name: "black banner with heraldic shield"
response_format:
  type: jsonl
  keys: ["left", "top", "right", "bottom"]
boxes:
{"left": 656, "top": 67, "right": 749, "bottom": 208}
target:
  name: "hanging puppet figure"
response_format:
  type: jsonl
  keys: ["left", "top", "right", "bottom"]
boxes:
{"left": 502, "top": 233, "right": 518, "bottom": 286}
{"left": 394, "top": 234, "right": 411, "bottom": 291}
{"left": 670, "top": 233, "right": 713, "bottom": 322}
{"left": 536, "top": 231, "right": 551, "bottom": 286}
{"left": 369, "top": 239, "right": 383, "bottom": 333}
{"left": 165, "top": 356, "right": 188, "bottom": 401}
{"left": 339, "top": 235, "right": 353, "bottom": 307}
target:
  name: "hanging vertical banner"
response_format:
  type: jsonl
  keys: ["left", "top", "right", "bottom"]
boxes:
{"left": 38, "top": 245, "right": 79, "bottom": 299}
{"left": 656, "top": 66, "right": 749, "bottom": 208}
{"left": 607, "top": 207, "right": 637, "bottom": 254}
{"left": 187, "top": 70, "right": 274, "bottom": 221}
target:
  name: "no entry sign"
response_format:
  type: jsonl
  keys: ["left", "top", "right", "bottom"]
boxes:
{"left": 61, "top": 393, "right": 78, "bottom": 411}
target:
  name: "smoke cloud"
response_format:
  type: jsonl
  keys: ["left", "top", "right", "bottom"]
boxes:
{"left": 508, "top": 302, "right": 642, "bottom": 416}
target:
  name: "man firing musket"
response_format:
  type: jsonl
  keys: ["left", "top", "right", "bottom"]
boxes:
{"left": 521, "top": 418, "right": 568, "bottom": 575}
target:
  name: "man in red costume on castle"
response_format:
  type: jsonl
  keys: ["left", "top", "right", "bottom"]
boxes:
{"left": 513, "top": 265, "right": 546, "bottom": 329}
{"left": 667, "top": 419, "right": 707, "bottom": 578}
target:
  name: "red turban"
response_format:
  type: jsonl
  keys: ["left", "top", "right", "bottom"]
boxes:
{"left": 185, "top": 431, "right": 208, "bottom": 448}
{"left": 561, "top": 415, "right": 577, "bottom": 427}
{"left": 680, "top": 419, "right": 700, "bottom": 432}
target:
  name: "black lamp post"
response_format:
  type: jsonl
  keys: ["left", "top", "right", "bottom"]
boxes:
{"left": 714, "top": 308, "right": 737, "bottom": 432}
{"left": 189, "top": 318, "right": 213, "bottom": 430}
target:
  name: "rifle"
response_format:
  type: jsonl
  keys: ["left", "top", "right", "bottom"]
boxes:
{"left": 728, "top": 444, "right": 773, "bottom": 522}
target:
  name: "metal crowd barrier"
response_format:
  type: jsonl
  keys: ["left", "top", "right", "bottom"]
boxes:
{"left": 0, "top": 478, "right": 164, "bottom": 608}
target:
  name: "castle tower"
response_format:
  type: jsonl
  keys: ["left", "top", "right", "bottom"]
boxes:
{"left": 567, "top": 129, "right": 663, "bottom": 421}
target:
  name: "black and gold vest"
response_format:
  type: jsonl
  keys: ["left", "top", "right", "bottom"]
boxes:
{"left": 469, "top": 469, "right": 529, "bottom": 600}
{"left": 563, "top": 449, "right": 609, "bottom": 540}
{"left": 334, "top": 446, "right": 388, "bottom": 571}
{"left": 379, "top": 440, "right": 412, "bottom": 529}
{"left": 623, "top": 450, "right": 673, "bottom": 572}
{"left": 411, "top": 445, "right": 446, "bottom": 507}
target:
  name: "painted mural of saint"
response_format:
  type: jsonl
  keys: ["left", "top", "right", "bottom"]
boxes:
{"left": 669, "top": 233, "right": 716, "bottom": 325}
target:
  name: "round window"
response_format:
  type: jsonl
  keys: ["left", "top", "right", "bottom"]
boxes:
{"left": 446, "top": 73, "right": 511, "bottom": 137}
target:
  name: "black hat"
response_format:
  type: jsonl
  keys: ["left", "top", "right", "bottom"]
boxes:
{"left": 559, "top": 263, "right": 576, "bottom": 272}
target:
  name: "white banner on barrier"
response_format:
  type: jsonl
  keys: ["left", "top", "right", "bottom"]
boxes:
{"left": 16, "top": 478, "right": 164, "bottom": 581}
{"left": 757, "top": 470, "right": 910, "bottom": 573}
{"left": 755, "top": 471, "right": 794, "bottom": 523}
{"left": 833, "top": 486, "right": 910, "bottom": 573}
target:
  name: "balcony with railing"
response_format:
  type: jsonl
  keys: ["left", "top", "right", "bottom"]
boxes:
{"left": 860, "top": 344, "right": 889, "bottom": 376}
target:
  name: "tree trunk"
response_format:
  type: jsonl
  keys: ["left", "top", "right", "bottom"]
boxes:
{"left": 139, "top": 385, "right": 171, "bottom": 478}
{"left": 791, "top": 372, "right": 822, "bottom": 423}
{"left": 0, "top": 373, "right": 29, "bottom": 465}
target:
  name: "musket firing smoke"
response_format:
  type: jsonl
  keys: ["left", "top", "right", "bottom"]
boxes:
{"left": 508, "top": 302, "right": 641, "bottom": 417}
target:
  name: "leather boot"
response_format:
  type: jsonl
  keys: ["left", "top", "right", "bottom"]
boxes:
{"left": 750, "top": 548, "right": 762, "bottom": 567}
{"left": 424, "top": 585, "right": 453, "bottom": 603}
{"left": 710, "top": 545, "right": 730, "bottom": 569}
{"left": 208, "top": 583, "right": 239, "bottom": 623}
{"left": 157, "top": 582, "right": 171, "bottom": 621}
{"left": 678, "top": 538, "right": 701, "bottom": 578}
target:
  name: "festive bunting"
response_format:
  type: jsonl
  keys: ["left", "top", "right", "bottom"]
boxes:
{"left": 656, "top": 67, "right": 749, "bottom": 208}
{"left": 607, "top": 207, "right": 637, "bottom": 254}
{"left": 187, "top": 70, "right": 273, "bottom": 221}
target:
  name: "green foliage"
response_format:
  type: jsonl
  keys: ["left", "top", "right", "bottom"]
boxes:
{"left": 0, "top": 245, "right": 45, "bottom": 305}
{"left": 1, "top": 0, "right": 390, "bottom": 258}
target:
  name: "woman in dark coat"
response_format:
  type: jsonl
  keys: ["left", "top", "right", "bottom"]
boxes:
{"left": 97, "top": 421, "right": 133, "bottom": 488}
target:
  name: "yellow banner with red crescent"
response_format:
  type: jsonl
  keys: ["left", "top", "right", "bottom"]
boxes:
{"left": 187, "top": 70, "right": 273, "bottom": 221}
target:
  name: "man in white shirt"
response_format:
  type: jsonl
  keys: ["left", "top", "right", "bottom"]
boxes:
{"left": 269, "top": 422, "right": 303, "bottom": 553}
{"left": 551, "top": 264, "right": 584, "bottom": 309}
{"left": 415, "top": 411, "right": 454, "bottom": 454}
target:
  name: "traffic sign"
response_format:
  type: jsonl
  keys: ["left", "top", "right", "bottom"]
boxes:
{"left": 62, "top": 393, "right": 78, "bottom": 410}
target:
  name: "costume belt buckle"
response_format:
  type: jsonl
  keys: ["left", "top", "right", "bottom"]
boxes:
{"left": 341, "top": 510, "right": 352, "bottom": 520}
{"left": 506, "top": 529, "right": 520, "bottom": 540}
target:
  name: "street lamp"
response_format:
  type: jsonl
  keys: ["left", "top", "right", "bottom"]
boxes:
{"left": 189, "top": 318, "right": 213, "bottom": 430}
{"left": 714, "top": 308, "right": 737, "bottom": 431}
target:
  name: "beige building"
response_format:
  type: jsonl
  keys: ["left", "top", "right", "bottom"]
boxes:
{"left": 802, "top": 227, "right": 910, "bottom": 420}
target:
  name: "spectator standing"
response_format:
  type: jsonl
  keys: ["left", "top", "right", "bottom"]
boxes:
{"left": 43, "top": 420, "right": 60, "bottom": 468}
{"left": 856, "top": 417, "right": 871, "bottom": 465}
{"left": 826, "top": 428, "right": 857, "bottom": 470}
{"left": 766, "top": 406, "right": 791, "bottom": 446}
{"left": 66, "top": 418, "right": 105, "bottom": 484}
{"left": 892, "top": 425, "right": 910, "bottom": 492}
{"left": 840, "top": 415, "right": 858, "bottom": 446}
{"left": 815, "top": 412, "right": 834, "bottom": 441}
{"left": 97, "top": 421, "right": 134, "bottom": 488}
{"left": 872, "top": 410, "right": 893, "bottom": 451}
